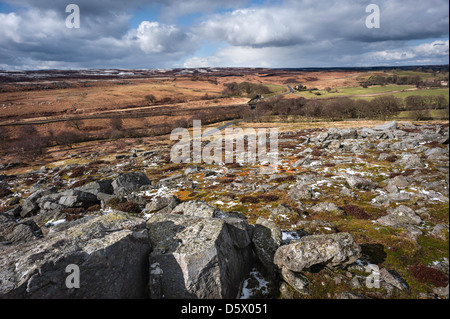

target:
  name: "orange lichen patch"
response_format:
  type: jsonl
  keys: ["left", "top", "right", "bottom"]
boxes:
{"left": 236, "top": 171, "right": 250, "bottom": 177}
{"left": 174, "top": 190, "right": 192, "bottom": 201}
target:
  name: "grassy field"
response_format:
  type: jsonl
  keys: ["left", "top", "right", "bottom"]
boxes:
{"left": 391, "top": 69, "right": 441, "bottom": 80}
{"left": 264, "top": 84, "right": 288, "bottom": 96}
{"left": 294, "top": 85, "right": 416, "bottom": 99}
{"left": 293, "top": 85, "right": 449, "bottom": 103}
{"left": 395, "top": 109, "right": 449, "bottom": 120}
{"left": 388, "top": 88, "right": 449, "bottom": 100}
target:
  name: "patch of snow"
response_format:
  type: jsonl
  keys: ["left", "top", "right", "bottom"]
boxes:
{"left": 44, "top": 219, "right": 66, "bottom": 227}
{"left": 281, "top": 230, "right": 301, "bottom": 242}
{"left": 240, "top": 268, "right": 270, "bottom": 299}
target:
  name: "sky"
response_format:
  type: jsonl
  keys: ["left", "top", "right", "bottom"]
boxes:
{"left": 0, "top": 0, "right": 448, "bottom": 70}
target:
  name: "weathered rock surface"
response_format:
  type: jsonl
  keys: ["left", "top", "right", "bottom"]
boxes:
{"left": 271, "top": 204, "right": 302, "bottom": 223}
{"left": 274, "top": 232, "right": 361, "bottom": 272}
{"left": 280, "top": 267, "right": 310, "bottom": 295}
{"left": 0, "top": 214, "right": 40, "bottom": 245}
{"left": 171, "top": 200, "right": 224, "bottom": 218}
{"left": 112, "top": 172, "right": 152, "bottom": 195}
{"left": 58, "top": 189, "right": 100, "bottom": 208}
{"left": 145, "top": 195, "right": 180, "bottom": 214}
{"left": 341, "top": 173, "right": 379, "bottom": 190}
{"left": 0, "top": 212, "right": 150, "bottom": 298}
{"left": 373, "top": 121, "right": 399, "bottom": 131}
{"left": 147, "top": 212, "right": 253, "bottom": 299}
{"left": 310, "top": 202, "right": 345, "bottom": 216}
{"left": 74, "top": 179, "right": 114, "bottom": 196}
{"left": 288, "top": 184, "right": 314, "bottom": 201}
{"left": 251, "top": 217, "right": 282, "bottom": 276}
{"left": 376, "top": 205, "right": 422, "bottom": 227}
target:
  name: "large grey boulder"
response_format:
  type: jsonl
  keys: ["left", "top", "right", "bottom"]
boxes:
{"left": 145, "top": 195, "right": 180, "bottom": 214}
{"left": 288, "top": 184, "right": 314, "bottom": 201}
{"left": 251, "top": 217, "right": 282, "bottom": 277}
{"left": 147, "top": 213, "right": 253, "bottom": 299}
{"left": 112, "top": 172, "right": 152, "bottom": 195}
{"left": 386, "top": 175, "right": 413, "bottom": 188}
{"left": 58, "top": 189, "right": 100, "bottom": 208}
{"left": 375, "top": 206, "right": 423, "bottom": 240}
{"left": 341, "top": 173, "right": 379, "bottom": 190}
{"left": 171, "top": 200, "right": 224, "bottom": 218}
{"left": 157, "top": 174, "right": 193, "bottom": 189}
{"left": 75, "top": 179, "right": 114, "bottom": 196}
{"left": 396, "top": 154, "right": 425, "bottom": 169}
{"left": 0, "top": 214, "right": 40, "bottom": 245}
{"left": 0, "top": 212, "right": 150, "bottom": 299}
{"left": 271, "top": 204, "right": 302, "bottom": 223}
{"left": 274, "top": 232, "right": 361, "bottom": 272}
{"left": 310, "top": 202, "right": 345, "bottom": 216}
{"left": 340, "top": 129, "right": 358, "bottom": 140}
{"left": 373, "top": 121, "right": 398, "bottom": 131}
{"left": 376, "top": 205, "right": 422, "bottom": 227}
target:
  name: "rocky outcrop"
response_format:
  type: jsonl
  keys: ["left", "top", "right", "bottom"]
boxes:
{"left": 112, "top": 172, "right": 152, "bottom": 195}
{"left": 310, "top": 202, "right": 345, "bottom": 216}
{"left": 375, "top": 206, "right": 423, "bottom": 239}
{"left": 341, "top": 173, "right": 379, "bottom": 190}
{"left": 58, "top": 189, "right": 100, "bottom": 208}
{"left": 251, "top": 217, "right": 282, "bottom": 277}
{"left": 274, "top": 232, "right": 361, "bottom": 272}
{"left": 0, "top": 214, "right": 41, "bottom": 245}
{"left": 145, "top": 195, "right": 180, "bottom": 214}
{"left": 171, "top": 200, "right": 223, "bottom": 218}
{"left": 0, "top": 212, "right": 150, "bottom": 299}
{"left": 147, "top": 212, "right": 253, "bottom": 299}
{"left": 288, "top": 184, "right": 314, "bottom": 201}
{"left": 376, "top": 205, "right": 422, "bottom": 227}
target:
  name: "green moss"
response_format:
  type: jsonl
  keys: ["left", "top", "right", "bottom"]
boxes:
{"left": 416, "top": 235, "right": 449, "bottom": 266}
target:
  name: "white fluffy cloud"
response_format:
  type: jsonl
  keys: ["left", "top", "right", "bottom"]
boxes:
{"left": 130, "top": 21, "right": 198, "bottom": 54}
{"left": 368, "top": 40, "right": 449, "bottom": 62}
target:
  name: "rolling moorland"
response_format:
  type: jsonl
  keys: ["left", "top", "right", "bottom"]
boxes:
{"left": 0, "top": 66, "right": 449, "bottom": 299}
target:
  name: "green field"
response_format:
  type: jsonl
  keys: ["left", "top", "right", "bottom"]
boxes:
{"left": 294, "top": 85, "right": 449, "bottom": 103}
{"left": 295, "top": 85, "right": 416, "bottom": 99}
{"left": 265, "top": 84, "right": 288, "bottom": 96}
{"left": 395, "top": 109, "right": 449, "bottom": 120}
{"left": 388, "top": 88, "right": 449, "bottom": 101}
{"left": 390, "top": 69, "right": 449, "bottom": 81}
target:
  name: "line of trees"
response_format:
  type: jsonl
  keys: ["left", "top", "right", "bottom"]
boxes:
{"left": 246, "top": 95, "right": 406, "bottom": 122}
{"left": 361, "top": 72, "right": 449, "bottom": 88}
{"left": 221, "top": 82, "right": 273, "bottom": 98}
{"left": 405, "top": 95, "right": 449, "bottom": 120}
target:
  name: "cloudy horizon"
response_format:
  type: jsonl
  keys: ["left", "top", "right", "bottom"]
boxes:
{"left": 0, "top": 0, "right": 448, "bottom": 70}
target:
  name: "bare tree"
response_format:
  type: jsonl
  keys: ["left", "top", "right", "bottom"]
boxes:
{"left": 66, "top": 119, "right": 83, "bottom": 131}
{"left": 301, "top": 100, "right": 323, "bottom": 121}
{"left": 0, "top": 126, "right": 10, "bottom": 152}
{"left": 56, "top": 131, "right": 81, "bottom": 149}
{"left": 369, "top": 96, "right": 401, "bottom": 121}
{"left": 10, "top": 134, "right": 48, "bottom": 161}
{"left": 110, "top": 117, "right": 124, "bottom": 131}
{"left": 144, "top": 94, "right": 156, "bottom": 105}
{"left": 354, "top": 99, "right": 373, "bottom": 119}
